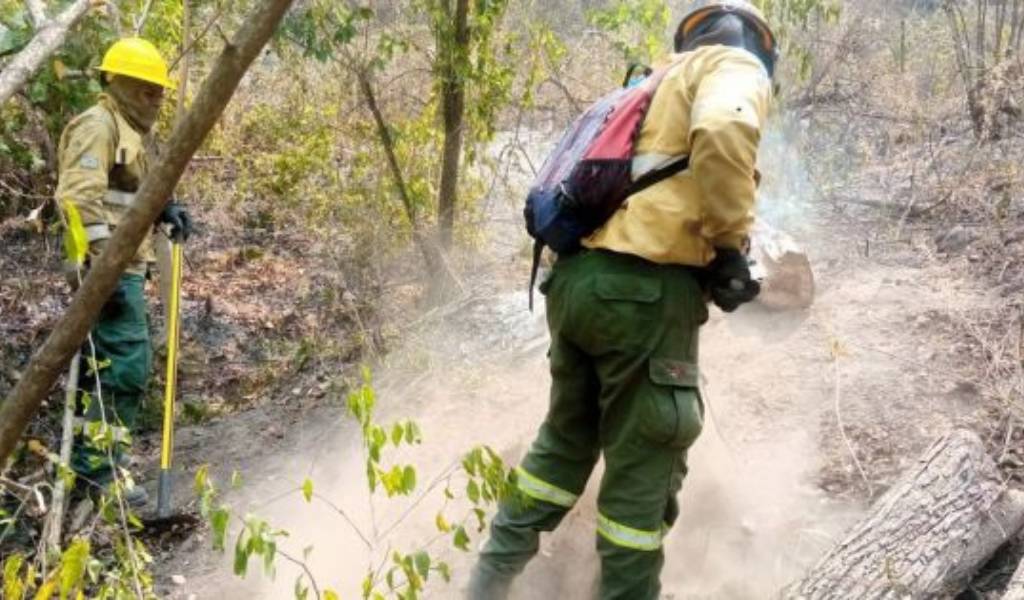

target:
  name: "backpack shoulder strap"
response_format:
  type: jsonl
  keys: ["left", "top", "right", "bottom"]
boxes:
{"left": 528, "top": 239, "right": 544, "bottom": 312}
{"left": 627, "top": 156, "right": 689, "bottom": 197}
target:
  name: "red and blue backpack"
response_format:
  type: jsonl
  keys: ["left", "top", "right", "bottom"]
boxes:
{"left": 524, "top": 60, "right": 690, "bottom": 307}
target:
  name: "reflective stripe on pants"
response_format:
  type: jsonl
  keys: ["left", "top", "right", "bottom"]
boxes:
{"left": 515, "top": 466, "right": 579, "bottom": 509}
{"left": 597, "top": 512, "right": 665, "bottom": 552}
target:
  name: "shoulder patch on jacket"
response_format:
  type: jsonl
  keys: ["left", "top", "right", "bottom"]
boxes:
{"left": 79, "top": 154, "right": 100, "bottom": 169}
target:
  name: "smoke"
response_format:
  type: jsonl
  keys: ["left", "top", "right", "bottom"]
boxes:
{"left": 757, "top": 117, "right": 822, "bottom": 234}
{"left": 182, "top": 122, "right": 861, "bottom": 600}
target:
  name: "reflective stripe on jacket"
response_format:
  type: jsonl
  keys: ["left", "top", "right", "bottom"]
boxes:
{"left": 584, "top": 45, "right": 773, "bottom": 266}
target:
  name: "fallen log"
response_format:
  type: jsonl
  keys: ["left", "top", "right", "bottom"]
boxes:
{"left": 1004, "top": 553, "right": 1024, "bottom": 600}
{"left": 786, "top": 429, "right": 1024, "bottom": 599}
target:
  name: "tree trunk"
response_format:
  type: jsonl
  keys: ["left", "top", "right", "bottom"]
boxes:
{"left": 0, "top": 0, "right": 94, "bottom": 107}
{"left": 1005, "top": 554, "right": 1024, "bottom": 600}
{"left": 785, "top": 429, "right": 1024, "bottom": 599}
{"left": 436, "top": 0, "right": 469, "bottom": 250}
{"left": 355, "top": 66, "right": 462, "bottom": 299}
{"left": 0, "top": 0, "right": 296, "bottom": 468}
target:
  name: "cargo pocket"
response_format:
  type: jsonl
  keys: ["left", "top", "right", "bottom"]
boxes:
{"left": 590, "top": 273, "right": 662, "bottom": 347}
{"left": 640, "top": 358, "right": 704, "bottom": 449}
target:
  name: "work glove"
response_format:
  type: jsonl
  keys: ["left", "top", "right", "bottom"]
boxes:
{"left": 706, "top": 247, "right": 761, "bottom": 313}
{"left": 158, "top": 201, "right": 193, "bottom": 243}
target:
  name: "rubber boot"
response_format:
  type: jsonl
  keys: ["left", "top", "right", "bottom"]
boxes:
{"left": 466, "top": 561, "right": 514, "bottom": 600}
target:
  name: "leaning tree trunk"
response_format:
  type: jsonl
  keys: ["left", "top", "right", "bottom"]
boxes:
{"left": 1005, "top": 554, "right": 1024, "bottom": 600}
{"left": 0, "top": 0, "right": 296, "bottom": 467}
{"left": 785, "top": 429, "right": 1024, "bottom": 599}
{"left": 0, "top": 0, "right": 94, "bottom": 106}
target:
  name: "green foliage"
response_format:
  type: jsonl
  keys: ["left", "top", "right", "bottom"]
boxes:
{"left": 233, "top": 517, "right": 287, "bottom": 578}
{"left": 751, "top": 0, "right": 841, "bottom": 79}
{"left": 347, "top": 369, "right": 422, "bottom": 498}
{"left": 1, "top": 532, "right": 154, "bottom": 599}
{"left": 195, "top": 465, "right": 232, "bottom": 551}
{"left": 196, "top": 367, "right": 514, "bottom": 599}
{"left": 587, "top": 0, "right": 670, "bottom": 64}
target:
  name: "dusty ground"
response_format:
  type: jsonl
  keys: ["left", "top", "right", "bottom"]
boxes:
{"left": 151, "top": 131, "right": 1016, "bottom": 599}
{"left": 2, "top": 125, "right": 1015, "bottom": 598}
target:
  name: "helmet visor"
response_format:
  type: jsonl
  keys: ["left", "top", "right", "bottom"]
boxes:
{"left": 679, "top": 6, "right": 776, "bottom": 57}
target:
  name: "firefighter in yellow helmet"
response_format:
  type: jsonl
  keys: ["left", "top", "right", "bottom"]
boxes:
{"left": 468, "top": 2, "right": 776, "bottom": 598}
{"left": 57, "top": 38, "right": 191, "bottom": 507}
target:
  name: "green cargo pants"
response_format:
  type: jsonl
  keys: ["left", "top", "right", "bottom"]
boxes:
{"left": 71, "top": 274, "right": 152, "bottom": 486}
{"left": 471, "top": 250, "right": 707, "bottom": 600}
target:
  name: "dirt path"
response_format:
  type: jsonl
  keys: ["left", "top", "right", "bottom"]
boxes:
{"left": 157, "top": 134, "right": 1000, "bottom": 599}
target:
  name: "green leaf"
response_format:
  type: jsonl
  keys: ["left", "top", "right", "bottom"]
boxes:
{"left": 366, "top": 459, "right": 377, "bottom": 493}
{"left": 437, "top": 561, "right": 451, "bottom": 583}
{"left": 302, "top": 478, "right": 314, "bottom": 503}
{"left": 324, "top": 590, "right": 340, "bottom": 600}
{"left": 3, "top": 554, "right": 26, "bottom": 600}
{"left": 402, "top": 466, "right": 416, "bottom": 494}
{"left": 294, "top": 575, "right": 309, "bottom": 600}
{"left": 58, "top": 538, "right": 90, "bottom": 599}
{"left": 264, "top": 539, "right": 277, "bottom": 575}
{"left": 466, "top": 480, "right": 480, "bottom": 504}
{"left": 453, "top": 526, "right": 470, "bottom": 552}
{"left": 435, "top": 512, "right": 451, "bottom": 533}
{"left": 234, "top": 536, "right": 250, "bottom": 576}
{"left": 212, "top": 507, "right": 230, "bottom": 551}
{"left": 413, "top": 551, "right": 431, "bottom": 580}
{"left": 194, "top": 465, "right": 210, "bottom": 495}
{"left": 391, "top": 423, "right": 404, "bottom": 446}
{"left": 404, "top": 421, "right": 421, "bottom": 444}
{"left": 61, "top": 202, "right": 88, "bottom": 266}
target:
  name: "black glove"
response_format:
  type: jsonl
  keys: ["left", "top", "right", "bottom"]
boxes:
{"left": 706, "top": 247, "right": 760, "bottom": 313}
{"left": 159, "top": 201, "right": 193, "bottom": 242}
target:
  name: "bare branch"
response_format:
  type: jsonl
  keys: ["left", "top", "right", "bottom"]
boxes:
{"left": 0, "top": 0, "right": 94, "bottom": 107}
{"left": 133, "top": 0, "right": 156, "bottom": 34}
{"left": 24, "top": 0, "right": 48, "bottom": 28}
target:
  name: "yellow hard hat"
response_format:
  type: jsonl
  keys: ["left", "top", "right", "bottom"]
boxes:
{"left": 98, "top": 37, "right": 175, "bottom": 89}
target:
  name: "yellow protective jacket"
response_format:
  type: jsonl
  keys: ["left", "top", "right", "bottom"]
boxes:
{"left": 55, "top": 94, "right": 153, "bottom": 275}
{"left": 584, "top": 45, "right": 773, "bottom": 266}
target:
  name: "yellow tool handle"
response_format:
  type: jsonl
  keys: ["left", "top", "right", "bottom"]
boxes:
{"left": 160, "top": 242, "right": 183, "bottom": 471}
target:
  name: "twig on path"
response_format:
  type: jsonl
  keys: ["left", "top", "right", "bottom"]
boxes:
{"left": 831, "top": 338, "right": 874, "bottom": 498}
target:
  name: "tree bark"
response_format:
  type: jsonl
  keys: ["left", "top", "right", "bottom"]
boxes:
{"left": 24, "top": 0, "right": 48, "bottom": 28}
{"left": 0, "top": 0, "right": 94, "bottom": 107}
{"left": 1005, "top": 553, "right": 1024, "bottom": 600}
{"left": 785, "top": 429, "right": 1024, "bottom": 599}
{"left": 0, "top": 0, "right": 296, "bottom": 468}
{"left": 436, "top": 0, "right": 469, "bottom": 250}
{"left": 355, "top": 66, "right": 462, "bottom": 299}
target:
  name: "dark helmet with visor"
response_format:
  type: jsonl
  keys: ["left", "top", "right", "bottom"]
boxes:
{"left": 674, "top": 0, "right": 778, "bottom": 76}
